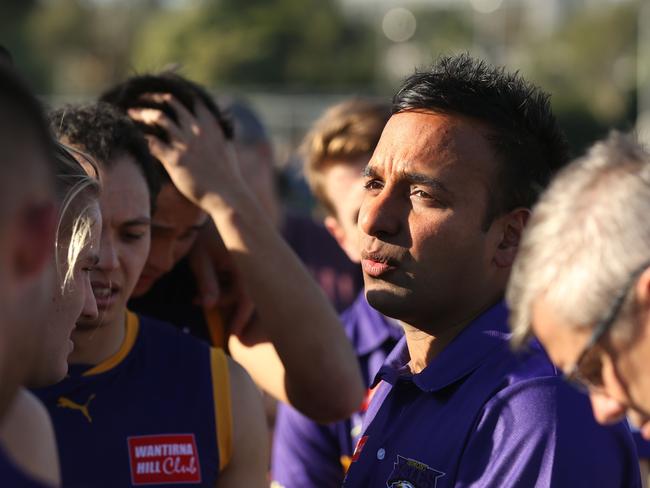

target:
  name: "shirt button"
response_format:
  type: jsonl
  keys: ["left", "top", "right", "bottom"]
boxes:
{"left": 377, "top": 448, "right": 386, "bottom": 460}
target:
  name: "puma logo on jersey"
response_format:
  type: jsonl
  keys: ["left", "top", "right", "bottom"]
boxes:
{"left": 58, "top": 394, "right": 96, "bottom": 423}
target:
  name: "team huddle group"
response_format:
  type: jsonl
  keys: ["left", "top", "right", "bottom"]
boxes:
{"left": 1, "top": 48, "right": 650, "bottom": 488}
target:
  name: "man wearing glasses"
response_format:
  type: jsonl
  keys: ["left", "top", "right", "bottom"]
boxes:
{"left": 507, "top": 132, "right": 650, "bottom": 443}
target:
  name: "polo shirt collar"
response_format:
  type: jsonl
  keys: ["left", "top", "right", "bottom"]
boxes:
{"left": 374, "top": 301, "right": 510, "bottom": 392}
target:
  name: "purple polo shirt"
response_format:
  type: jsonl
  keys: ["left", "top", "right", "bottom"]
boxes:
{"left": 343, "top": 302, "right": 640, "bottom": 487}
{"left": 271, "top": 291, "right": 403, "bottom": 487}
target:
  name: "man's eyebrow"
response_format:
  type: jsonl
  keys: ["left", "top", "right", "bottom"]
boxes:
{"left": 361, "top": 166, "right": 379, "bottom": 178}
{"left": 405, "top": 172, "right": 453, "bottom": 196}
{"left": 362, "top": 166, "right": 453, "bottom": 196}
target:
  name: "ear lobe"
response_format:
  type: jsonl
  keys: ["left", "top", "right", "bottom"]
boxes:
{"left": 635, "top": 267, "right": 650, "bottom": 325}
{"left": 494, "top": 208, "right": 529, "bottom": 268}
{"left": 324, "top": 215, "right": 346, "bottom": 249}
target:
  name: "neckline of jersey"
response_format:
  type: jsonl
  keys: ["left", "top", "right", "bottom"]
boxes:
{"left": 82, "top": 311, "right": 140, "bottom": 376}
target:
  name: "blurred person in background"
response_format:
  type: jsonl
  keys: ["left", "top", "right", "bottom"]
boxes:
{"left": 224, "top": 98, "right": 363, "bottom": 313}
{"left": 271, "top": 98, "right": 402, "bottom": 488}
{"left": 506, "top": 132, "right": 650, "bottom": 485}
{"left": 103, "top": 73, "right": 364, "bottom": 423}
{"left": 35, "top": 103, "right": 268, "bottom": 488}
{"left": 342, "top": 54, "right": 640, "bottom": 487}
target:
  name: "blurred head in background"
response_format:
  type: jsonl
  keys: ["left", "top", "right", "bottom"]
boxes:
{"left": 225, "top": 98, "right": 281, "bottom": 228}
{"left": 0, "top": 65, "right": 58, "bottom": 399}
{"left": 302, "top": 99, "right": 390, "bottom": 262}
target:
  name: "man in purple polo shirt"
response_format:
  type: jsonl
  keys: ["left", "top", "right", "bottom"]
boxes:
{"left": 342, "top": 54, "right": 640, "bottom": 487}
{"left": 272, "top": 99, "right": 402, "bottom": 487}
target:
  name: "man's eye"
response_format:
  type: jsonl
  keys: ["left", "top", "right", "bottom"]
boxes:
{"left": 411, "top": 189, "right": 432, "bottom": 199}
{"left": 123, "top": 233, "right": 145, "bottom": 242}
{"left": 363, "top": 180, "right": 383, "bottom": 191}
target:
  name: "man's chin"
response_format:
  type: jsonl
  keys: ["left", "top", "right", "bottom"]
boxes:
{"left": 365, "top": 287, "right": 412, "bottom": 321}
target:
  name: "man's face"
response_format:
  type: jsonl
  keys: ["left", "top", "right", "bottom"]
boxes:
{"left": 0, "top": 138, "right": 57, "bottom": 386}
{"left": 358, "top": 111, "right": 505, "bottom": 330}
{"left": 33, "top": 202, "right": 100, "bottom": 386}
{"left": 532, "top": 296, "right": 650, "bottom": 438}
{"left": 79, "top": 155, "right": 151, "bottom": 331}
{"left": 322, "top": 157, "right": 369, "bottom": 263}
{"left": 132, "top": 183, "right": 207, "bottom": 297}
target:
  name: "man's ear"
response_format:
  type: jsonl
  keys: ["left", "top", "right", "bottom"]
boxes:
{"left": 324, "top": 215, "right": 346, "bottom": 250}
{"left": 11, "top": 202, "right": 56, "bottom": 285}
{"left": 493, "top": 208, "right": 530, "bottom": 268}
{"left": 634, "top": 267, "right": 650, "bottom": 337}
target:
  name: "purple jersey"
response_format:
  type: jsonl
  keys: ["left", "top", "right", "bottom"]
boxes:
{"left": 0, "top": 446, "right": 52, "bottom": 487}
{"left": 271, "top": 292, "right": 402, "bottom": 487}
{"left": 33, "top": 312, "right": 232, "bottom": 488}
{"left": 343, "top": 302, "right": 641, "bottom": 488}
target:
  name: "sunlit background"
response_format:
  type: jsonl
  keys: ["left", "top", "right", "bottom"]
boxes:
{"left": 3, "top": 0, "right": 648, "bottom": 209}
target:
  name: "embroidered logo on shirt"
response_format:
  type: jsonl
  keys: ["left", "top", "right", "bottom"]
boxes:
{"left": 386, "top": 455, "right": 445, "bottom": 488}
{"left": 128, "top": 434, "right": 202, "bottom": 485}
{"left": 57, "top": 394, "right": 95, "bottom": 423}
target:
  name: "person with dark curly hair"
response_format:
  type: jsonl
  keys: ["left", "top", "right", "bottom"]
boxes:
{"left": 341, "top": 54, "right": 640, "bottom": 487}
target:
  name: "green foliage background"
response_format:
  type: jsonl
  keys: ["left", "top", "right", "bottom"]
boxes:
{"left": 2, "top": 0, "right": 643, "bottom": 155}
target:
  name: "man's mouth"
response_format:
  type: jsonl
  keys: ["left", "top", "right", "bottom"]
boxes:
{"left": 92, "top": 281, "right": 121, "bottom": 310}
{"left": 360, "top": 251, "right": 399, "bottom": 278}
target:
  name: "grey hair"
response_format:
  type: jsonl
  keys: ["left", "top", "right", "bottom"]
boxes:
{"left": 52, "top": 142, "right": 100, "bottom": 289}
{"left": 507, "top": 131, "right": 650, "bottom": 347}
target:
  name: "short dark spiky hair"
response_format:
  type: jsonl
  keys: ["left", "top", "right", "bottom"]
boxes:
{"left": 48, "top": 102, "right": 161, "bottom": 211}
{"left": 100, "top": 72, "right": 233, "bottom": 184}
{"left": 394, "top": 54, "right": 570, "bottom": 228}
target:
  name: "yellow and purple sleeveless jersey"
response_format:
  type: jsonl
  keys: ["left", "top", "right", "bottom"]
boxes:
{"left": 32, "top": 311, "right": 232, "bottom": 488}
{"left": 0, "top": 445, "right": 53, "bottom": 487}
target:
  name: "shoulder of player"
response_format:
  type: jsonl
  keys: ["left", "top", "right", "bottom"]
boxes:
{"left": 0, "top": 389, "right": 60, "bottom": 487}
{"left": 218, "top": 356, "right": 269, "bottom": 486}
{"left": 225, "top": 357, "right": 268, "bottom": 444}
{"left": 226, "top": 357, "right": 263, "bottom": 416}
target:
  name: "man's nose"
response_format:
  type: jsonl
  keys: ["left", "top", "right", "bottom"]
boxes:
{"left": 358, "top": 189, "right": 402, "bottom": 239}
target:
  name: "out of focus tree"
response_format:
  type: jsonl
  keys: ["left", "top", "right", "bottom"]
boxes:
{"left": 24, "top": 0, "right": 158, "bottom": 95}
{"left": 130, "top": 0, "right": 377, "bottom": 90}
{"left": 0, "top": 0, "right": 44, "bottom": 84}
{"left": 511, "top": 1, "right": 638, "bottom": 154}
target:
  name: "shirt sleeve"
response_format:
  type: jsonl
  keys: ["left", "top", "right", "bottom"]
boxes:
{"left": 271, "top": 402, "right": 346, "bottom": 488}
{"left": 456, "top": 377, "right": 641, "bottom": 488}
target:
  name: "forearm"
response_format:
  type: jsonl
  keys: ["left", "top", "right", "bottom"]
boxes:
{"left": 205, "top": 191, "right": 364, "bottom": 421}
